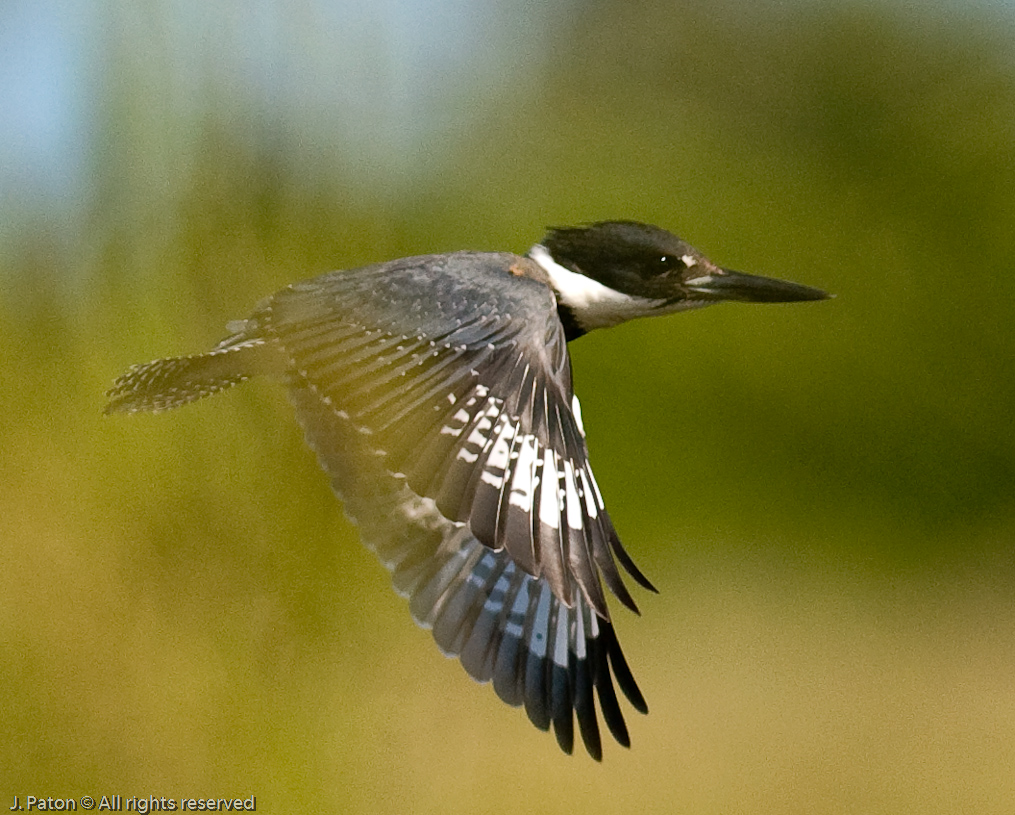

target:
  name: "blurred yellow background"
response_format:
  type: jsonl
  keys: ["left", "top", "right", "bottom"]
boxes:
{"left": 2, "top": 0, "right": 1014, "bottom": 812}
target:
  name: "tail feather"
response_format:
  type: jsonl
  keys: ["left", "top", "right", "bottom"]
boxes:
{"left": 105, "top": 337, "right": 269, "bottom": 414}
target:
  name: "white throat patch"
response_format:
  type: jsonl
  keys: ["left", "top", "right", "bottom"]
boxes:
{"left": 529, "top": 244, "right": 702, "bottom": 331}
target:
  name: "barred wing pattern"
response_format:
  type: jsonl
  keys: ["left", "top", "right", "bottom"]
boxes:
{"left": 107, "top": 251, "right": 654, "bottom": 758}
{"left": 260, "top": 252, "right": 654, "bottom": 757}
{"left": 285, "top": 370, "right": 645, "bottom": 758}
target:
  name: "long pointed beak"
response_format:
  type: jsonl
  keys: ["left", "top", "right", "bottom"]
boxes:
{"left": 684, "top": 269, "right": 831, "bottom": 303}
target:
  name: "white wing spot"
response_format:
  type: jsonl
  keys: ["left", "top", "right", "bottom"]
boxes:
{"left": 485, "top": 416, "right": 517, "bottom": 471}
{"left": 508, "top": 434, "right": 540, "bottom": 510}
{"left": 563, "top": 460, "right": 583, "bottom": 531}
{"left": 538, "top": 449, "right": 561, "bottom": 530}
{"left": 466, "top": 426, "right": 489, "bottom": 447}
{"left": 480, "top": 471, "right": 504, "bottom": 489}
{"left": 571, "top": 394, "right": 585, "bottom": 437}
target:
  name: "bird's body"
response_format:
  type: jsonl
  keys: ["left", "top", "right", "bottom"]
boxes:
{"left": 107, "top": 221, "right": 828, "bottom": 759}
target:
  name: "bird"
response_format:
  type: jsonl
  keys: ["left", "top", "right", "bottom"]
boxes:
{"left": 106, "top": 220, "right": 829, "bottom": 760}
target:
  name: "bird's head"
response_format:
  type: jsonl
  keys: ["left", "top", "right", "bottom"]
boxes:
{"left": 529, "top": 220, "right": 830, "bottom": 338}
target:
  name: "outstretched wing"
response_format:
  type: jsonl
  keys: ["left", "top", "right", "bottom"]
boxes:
{"left": 285, "top": 370, "right": 646, "bottom": 759}
{"left": 215, "top": 250, "right": 658, "bottom": 757}
{"left": 262, "top": 251, "right": 653, "bottom": 619}
{"left": 106, "top": 250, "right": 657, "bottom": 757}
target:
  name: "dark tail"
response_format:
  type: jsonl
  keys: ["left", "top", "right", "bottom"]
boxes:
{"left": 105, "top": 336, "right": 270, "bottom": 414}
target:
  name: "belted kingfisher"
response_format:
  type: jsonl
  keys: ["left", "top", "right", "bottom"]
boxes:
{"left": 106, "top": 220, "right": 828, "bottom": 759}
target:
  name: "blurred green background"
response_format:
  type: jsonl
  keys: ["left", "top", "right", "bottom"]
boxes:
{"left": 3, "top": 0, "right": 1014, "bottom": 811}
